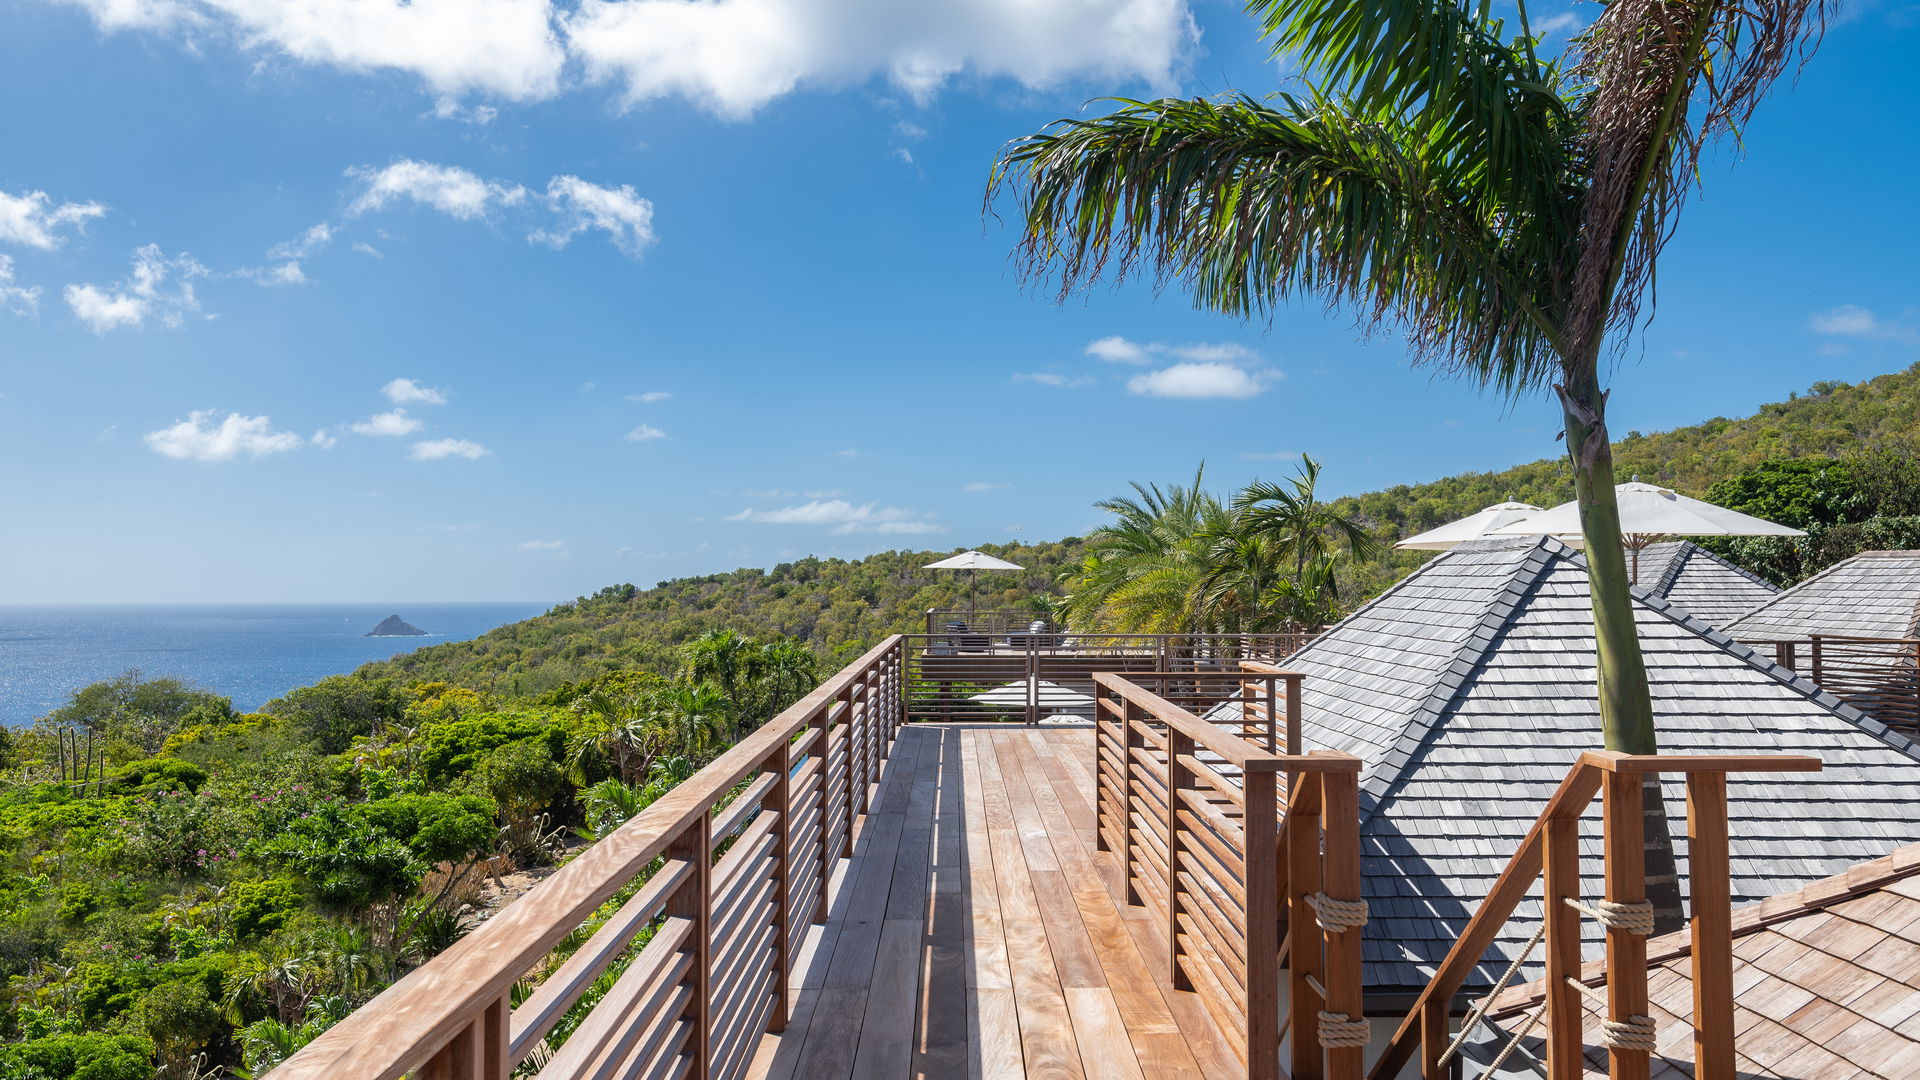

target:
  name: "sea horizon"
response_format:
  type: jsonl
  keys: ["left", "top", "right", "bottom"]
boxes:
{"left": 0, "top": 601, "right": 555, "bottom": 725}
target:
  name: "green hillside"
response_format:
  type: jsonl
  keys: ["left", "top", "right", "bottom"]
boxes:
{"left": 357, "top": 539, "right": 1085, "bottom": 697}
{"left": 362, "top": 363, "right": 1919, "bottom": 693}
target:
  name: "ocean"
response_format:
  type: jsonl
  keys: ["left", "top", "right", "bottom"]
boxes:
{"left": 0, "top": 602, "right": 553, "bottom": 725}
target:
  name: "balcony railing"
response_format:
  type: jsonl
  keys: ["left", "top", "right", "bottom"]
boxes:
{"left": 1752, "top": 634, "right": 1920, "bottom": 733}
{"left": 1093, "top": 671, "right": 1365, "bottom": 1080}
{"left": 904, "top": 631, "right": 1316, "bottom": 724}
{"left": 1366, "top": 751, "right": 1822, "bottom": 1080}
{"left": 272, "top": 636, "right": 908, "bottom": 1080}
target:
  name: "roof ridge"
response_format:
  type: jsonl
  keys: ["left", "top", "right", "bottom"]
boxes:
{"left": 1672, "top": 538, "right": 1781, "bottom": 595}
{"left": 1354, "top": 536, "right": 1568, "bottom": 824}
{"left": 1648, "top": 541, "right": 1692, "bottom": 598}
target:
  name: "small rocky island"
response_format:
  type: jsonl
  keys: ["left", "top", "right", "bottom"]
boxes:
{"left": 364, "top": 614, "right": 429, "bottom": 637}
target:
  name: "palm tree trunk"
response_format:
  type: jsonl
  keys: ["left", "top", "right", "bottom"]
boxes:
{"left": 1558, "top": 372, "right": 1685, "bottom": 934}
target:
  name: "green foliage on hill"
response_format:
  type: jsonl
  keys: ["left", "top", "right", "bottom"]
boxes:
{"left": 356, "top": 540, "right": 1084, "bottom": 696}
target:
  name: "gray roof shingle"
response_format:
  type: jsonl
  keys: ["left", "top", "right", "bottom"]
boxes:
{"left": 1274, "top": 537, "right": 1920, "bottom": 995}
{"left": 1724, "top": 549, "right": 1920, "bottom": 641}
{"left": 1634, "top": 539, "right": 1780, "bottom": 627}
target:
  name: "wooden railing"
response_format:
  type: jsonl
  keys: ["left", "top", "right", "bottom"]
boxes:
{"left": 1367, "top": 751, "right": 1822, "bottom": 1080}
{"left": 1092, "top": 671, "right": 1365, "bottom": 1080}
{"left": 273, "top": 636, "right": 908, "bottom": 1080}
{"left": 905, "top": 631, "right": 1315, "bottom": 724}
{"left": 1753, "top": 634, "right": 1920, "bottom": 733}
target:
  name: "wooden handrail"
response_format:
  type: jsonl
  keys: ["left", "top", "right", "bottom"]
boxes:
{"left": 1091, "top": 671, "right": 1362, "bottom": 1080}
{"left": 1367, "top": 751, "right": 1822, "bottom": 1080}
{"left": 275, "top": 636, "right": 909, "bottom": 1080}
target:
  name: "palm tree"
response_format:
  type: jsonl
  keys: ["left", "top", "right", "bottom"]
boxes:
{"left": 1064, "top": 466, "right": 1230, "bottom": 632}
{"left": 989, "top": 0, "right": 1824, "bottom": 763}
{"left": 1235, "top": 454, "right": 1380, "bottom": 617}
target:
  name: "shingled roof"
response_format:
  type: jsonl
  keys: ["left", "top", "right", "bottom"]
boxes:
{"left": 1724, "top": 550, "right": 1920, "bottom": 641}
{"left": 1632, "top": 539, "right": 1780, "bottom": 627}
{"left": 1475, "top": 843, "right": 1920, "bottom": 1079}
{"left": 1274, "top": 537, "right": 1920, "bottom": 995}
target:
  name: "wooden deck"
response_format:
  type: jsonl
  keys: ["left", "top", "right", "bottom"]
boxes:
{"left": 746, "top": 722, "right": 1243, "bottom": 1080}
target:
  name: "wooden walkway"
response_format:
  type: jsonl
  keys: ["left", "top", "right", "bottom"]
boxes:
{"left": 746, "top": 723, "right": 1243, "bottom": 1080}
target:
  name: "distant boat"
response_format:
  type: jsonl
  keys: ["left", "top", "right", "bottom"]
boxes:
{"left": 365, "top": 614, "right": 429, "bottom": 637}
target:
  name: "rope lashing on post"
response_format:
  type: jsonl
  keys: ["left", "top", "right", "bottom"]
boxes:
{"left": 1305, "top": 891, "right": 1369, "bottom": 932}
{"left": 1563, "top": 896, "right": 1656, "bottom": 935}
{"left": 1436, "top": 921, "right": 1547, "bottom": 1067}
{"left": 1567, "top": 977, "right": 1660, "bottom": 1051}
{"left": 1317, "top": 1012, "right": 1372, "bottom": 1048}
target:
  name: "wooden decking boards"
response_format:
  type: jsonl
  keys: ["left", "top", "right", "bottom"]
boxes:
{"left": 746, "top": 723, "right": 1241, "bottom": 1080}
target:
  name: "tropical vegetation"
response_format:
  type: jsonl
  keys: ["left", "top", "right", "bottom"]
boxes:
{"left": 0, "top": 631, "right": 822, "bottom": 1077}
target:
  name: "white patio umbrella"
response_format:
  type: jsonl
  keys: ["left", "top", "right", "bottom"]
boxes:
{"left": 924, "top": 550, "right": 1025, "bottom": 611}
{"left": 1394, "top": 501, "right": 1546, "bottom": 551}
{"left": 1490, "top": 480, "right": 1805, "bottom": 582}
{"left": 970, "top": 679, "right": 1095, "bottom": 711}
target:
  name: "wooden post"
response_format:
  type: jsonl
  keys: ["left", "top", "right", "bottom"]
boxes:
{"left": 1602, "top": 772, "right": 1651, "bottom": 1080}
{"left": 1284, "top": 675, "right": 1303, "bottom": 757}
{"left": 421, "top": 1014, "right": 484, "bottom": 1080}
{"left": 1810, "top": 635, "right": 1825, "bottom": 685}
{"left": 1543, "top": 811, "right": 1583, "bottom": 1080}
{"left": 813, "top": 700, "right": 832, "bottom": 923}
{"left": 1321, "top": 770, "right": 1364, "bottom": 1080}
{"left": 1167, "top": 723, "right": 1194, "bottom": 991}
{"left": 1244, "top": 767, "right": 1282, "bottom": 1080}
{"left": 1687, "top": 772, "right": 1733, "bottom": 1080}
{"left": 667, "top": 815, "right": 713, "bottom": 1080}
{"left": 1122, "top": 697, "right": 1141, "bottom": 905}
{"left": 1288, "top": 775, "right": 1326, "bottom": 1080}
{"left": 1418, "top": 1001, "right": 1450, "bottom": 1080}
{"left": 770, "top": 745, "right": 792, "bottom": 1033}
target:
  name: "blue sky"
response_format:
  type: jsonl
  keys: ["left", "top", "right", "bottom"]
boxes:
{"left": 0, "top": 0, "right": 1915, "bottom": 604}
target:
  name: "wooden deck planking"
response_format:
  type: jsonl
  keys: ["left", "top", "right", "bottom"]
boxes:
{"left": 746, "top": 723, "right": 1239, "bottom": 1079}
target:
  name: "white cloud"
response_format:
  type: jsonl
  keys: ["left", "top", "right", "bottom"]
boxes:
{"left": 891, "top": 147, "right": 914, "bottom": 166}
{"left": 268, "top": 222, "right": 333, "bottom": 260}
{"left": 626, "top": 390, "right": 670, "bottom": 403}
{"left": 64, "top": 244, "right": 206, "bottom": 334}
{"left": 1809, "top": 304, "right": 1917, "bottom": 343}
{"left": 351, "top": 408, "right": 424, "bottom": 436}
{"left": 1532, "top": 11, "right": 1585, "bottom": 35}
{"left": 532, "top": 175, "right": 656, "bottom": 257}
{"left": 626, "top": 423, "right": 666, "bottom": 441}
{"left": 347, "top": 160, "right": 527, "bottom": 220}
{"left": 835, "top": 448, "right": 860, "bottom": 457}
{"left": 516, "top": 538, "right": 566, "bottom": 550}
{"left": 383, "top": 377, "right": 448, "bottom": 405}
{"left": 1013, "top": 372, "right": 1094, "bottom": 388}
{"left": 1127, "top": 361, "right": 1268, "bottom": 399}
{"left": 565, "top": 0, "right": 1195, "bottom": 118}
{"left": 144, "top": 410, "right": 304, "bottom": 461}
{"left": 1085, "top": 335, "right": 1149, "bottom": 363}
{"left": 240, "top": 261, "right": 307, "bottom": 286}
{"left": 963, "top": 481, "right": 1010, "bottom": 492}
{"left": 63, "top": 0, "right": 566, "bottom": 100}
{"left": 727, "top": 498, "right": 945, "bottom": 535}
{"left": 432, "top": 97, "right": 499, "bottom": 125}
{"left": 310, "top": 428, "right": 340, "bottom": 449}
{"left": 0, "top": 188, "right": 106, "bottom": 250}
{"left": 410, "top": 437, "right": 489, "bottom": 460}
{"left": 352, "top": 241, "right": 385, "bottom": 258}
{"left": 0, "top": 256, "right": 41, "bottom": 316}
{"left": 1087, "top": 335, "right": 1257, "bottom": 364}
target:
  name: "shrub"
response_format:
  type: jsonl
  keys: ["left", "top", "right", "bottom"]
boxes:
{"left": 0, "top": 1033, "right": 153, "bottom": 1080}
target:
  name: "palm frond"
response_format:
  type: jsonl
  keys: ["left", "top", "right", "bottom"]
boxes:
{"left": 989, "top": 92, "right": 1576, "bottom": 393}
